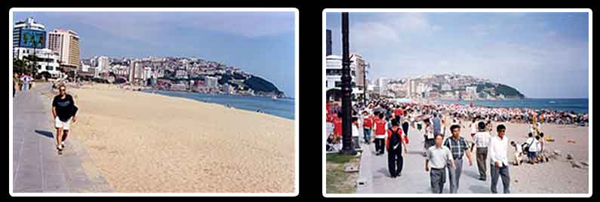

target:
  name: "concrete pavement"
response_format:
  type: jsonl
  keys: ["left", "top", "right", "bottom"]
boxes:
{"left": 12, "top": 83, "right": 112, "bottom": 193}
{"left": 356, "top": 126, "right": 499, "bottom": 194}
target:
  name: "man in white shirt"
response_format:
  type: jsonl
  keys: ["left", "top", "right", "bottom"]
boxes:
{"left": 489, "top": 124, "right": 510, "bottom": 194}
{"left": 425, "top": 134, "right": 455, "bottom": 193}
{"left": 471, "top": 121, "right": 490, "bottom": 181}
{"left": 352, "top": 117, "right": 361, "bottom": 150}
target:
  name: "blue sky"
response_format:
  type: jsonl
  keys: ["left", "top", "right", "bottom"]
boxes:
{"left": 326, "top": 12, "right": 589, "bottom": 99}
{"left": 14, "top": 12, "right": 295, "bottom": 97}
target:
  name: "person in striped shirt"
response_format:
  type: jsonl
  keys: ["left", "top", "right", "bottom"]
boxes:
{"left": 444, "top": 125, "right": 473, "bottom": 193}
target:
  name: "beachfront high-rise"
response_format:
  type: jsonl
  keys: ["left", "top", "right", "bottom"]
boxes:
{"left": 12, "top": 17, "right": 63, "bottom": 78}
{"left": 48, "top": 29, "right": 80, "bottom": 69}
{"left": 351, "top": 53, "right": 366, "bottom": 94}
{"left": 13, "top": 17, "right": 46, "bottom": 50}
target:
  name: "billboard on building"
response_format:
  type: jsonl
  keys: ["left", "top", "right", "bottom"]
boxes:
{"left": 19, "top": 29, "right": 46, "bottom": 49}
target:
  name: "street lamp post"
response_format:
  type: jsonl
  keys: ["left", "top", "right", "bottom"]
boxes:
{"left": 340, "top": 12, "right": 356, "bottom": 155}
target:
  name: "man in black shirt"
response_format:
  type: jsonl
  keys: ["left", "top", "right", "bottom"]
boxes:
{"left": 52, "top": 85, "right": 77, "bottom": 155}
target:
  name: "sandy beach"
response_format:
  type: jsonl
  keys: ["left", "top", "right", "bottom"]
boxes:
{"left": 484, "top": 121, "right": 590, "bottom": 193}
{"left": 61, "top": 84, "right": 295, "bottom": 193}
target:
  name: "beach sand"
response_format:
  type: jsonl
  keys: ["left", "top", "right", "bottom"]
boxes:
{"left": 456, "top": 121, "right": 589, "bottom": 193}
{"left": 65, "top": 84, "right": 295, "bottom": 193}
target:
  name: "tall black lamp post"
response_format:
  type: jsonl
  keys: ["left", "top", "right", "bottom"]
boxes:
{"left": 340, "top": 12, "right": 356, "bottom": 155}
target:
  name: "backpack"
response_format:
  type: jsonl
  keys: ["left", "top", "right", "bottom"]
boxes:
{"left": 389, "top": 128, "right": 402, "bottom": 150}
{"left": 521, "top": 142, "right": 529, "bottom": 154}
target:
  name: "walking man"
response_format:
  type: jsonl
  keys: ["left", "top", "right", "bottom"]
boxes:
{"left": 374, "top": 113, "right": 387, "bottom": 155}
{"left": 387, "top": 117, "right": 408, "bottom": 178}
{"left": 471, "top": 121, "right": 490, "bottom": 181}
{"left": 362, "top": 110, "right": 373, "bottom": 144}
{"left": 52, "top": 85, "right": 78, "bottom": 155}
{"left": 425, "top": 134, "right": 455, "bottom": 193}
{"left": 444, "top": 125, "right": 473, "bottom": 193}
{"left": 489, "top": 124, "right": 511, "bottom": 193}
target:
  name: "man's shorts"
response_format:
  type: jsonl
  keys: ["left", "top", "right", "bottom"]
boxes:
{"left": 55, "top": 117, "right": 72, "bottom": 130}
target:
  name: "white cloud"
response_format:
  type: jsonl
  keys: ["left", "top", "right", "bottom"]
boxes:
{"left": 350, "top": 12, "right": 442, "bottom": 52}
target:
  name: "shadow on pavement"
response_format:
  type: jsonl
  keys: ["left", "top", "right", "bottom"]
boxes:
{"left": 468, "top": 185, "right": 490, "bottom": 193}
{"left": 377, "top": 168, "right": 391, "bottom": 178}
{"left": 462, "top": 169, "right": 482, "bottom": 179}
{"left": 34, "top": 130, "right": 54, "bottom": 139}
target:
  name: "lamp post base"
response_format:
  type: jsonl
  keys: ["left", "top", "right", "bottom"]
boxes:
{"left": 339, "top": 147, "right": 357, "bottom": 156}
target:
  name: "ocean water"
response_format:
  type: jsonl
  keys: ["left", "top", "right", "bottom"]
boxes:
{"left": 436, "top": 98, "right": 589, "bottom": 114}
{"left": 146, "top": 90, "right": 295, "bottom": 120}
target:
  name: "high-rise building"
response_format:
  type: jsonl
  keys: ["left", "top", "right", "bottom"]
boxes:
{"left": 351, "top": 53, "right": 366, "bottom": 90}
{"left": 13, "top": 17, "right": 46, "bottom": 50}
{"left": 326, "top": 29, "right": 332, "bottom": 56}
{"left": 48, "top": 29, "right": 80, "bottom": 68}
{"left": 12, "top": 18, "right": 63, "bottom": 78}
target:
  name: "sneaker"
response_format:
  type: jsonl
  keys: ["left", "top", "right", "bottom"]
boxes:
{"left": 57, "top": 145, "right": 63, "bottom": 155}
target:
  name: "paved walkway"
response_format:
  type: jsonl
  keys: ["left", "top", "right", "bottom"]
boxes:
{"left": 356, "top": 126, "right": 499, "bottom": 194}
{"left": 12, "top": 83, "right": 112, "bottom": 193}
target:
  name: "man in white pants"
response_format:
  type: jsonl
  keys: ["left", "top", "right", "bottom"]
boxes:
{"left": 52, "top": 85, "right": 78, "bottom": 155}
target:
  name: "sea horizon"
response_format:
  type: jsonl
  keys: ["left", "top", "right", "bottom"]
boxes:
{"left": 143, "top": 89, "right": 295, "bottom": 120}
{"left": 435, "top": 98, "right": 589, "bottom": 114}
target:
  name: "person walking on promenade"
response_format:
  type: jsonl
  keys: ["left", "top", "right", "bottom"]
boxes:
{"left": 374, "top": 113, "right": 388, "bottom": 155}
{"left": 52, "top": 85, "right": 78, "bottom": 155}
{"left": 423, "top": 119, "right": 434, "bottom": 156}
{"left": 471, "top": 121, "right": 490, "bottom": 181}
{"left": 13, "top": 73, "right": 19, "bottom": 97}
{"left": 352, "top": 117, "right": 361, "bottom": 150}
{"left": 387, "top": 117, "right": 408, "bottom": 178}
{"left": 425, "top": 134, "right": 455, "bottom": 193}
{"left": 470, "top": 119, "right": 477, "bottom": 138}
{"left": 402, "top": 110, "right": 410, "bottom": 144}
{"left": 444, "top": 125, "right": 473, "bottom": 193}
{"left": 432, "top": 112, "right": 442, "bottom": 136}
{"left": 489, "top": 124, "right": 510, "bottom": 194}
{"left": 363, "top": 110, "right": 374, "bottom": 144}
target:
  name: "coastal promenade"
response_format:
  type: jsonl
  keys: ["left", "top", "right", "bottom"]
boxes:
{"left": 12, "top": 83, "right": 112, "bottom": 193}
{"left": 356, "top": 122, "right": 589, "bottom": 194}
{"left": 357, "top": 126, "right": 490, "bottom": 194}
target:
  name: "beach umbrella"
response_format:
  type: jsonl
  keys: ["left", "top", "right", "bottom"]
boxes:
{"left": 415, "top": 114, "right": 432, "bottom": 122}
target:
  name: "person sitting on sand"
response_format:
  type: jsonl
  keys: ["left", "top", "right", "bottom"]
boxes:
{"left": 52, "top": 84, "right": 78, "bottom": 155}
{"left": 510, "top": 141, "right": 523, "bottom": 166}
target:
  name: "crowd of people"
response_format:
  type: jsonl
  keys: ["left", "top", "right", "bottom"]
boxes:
{"left": 325, "top": 96, "right": 585, "bottom": 193}
{"left": 13, "top": 72, "right": 34, "bottom": 97}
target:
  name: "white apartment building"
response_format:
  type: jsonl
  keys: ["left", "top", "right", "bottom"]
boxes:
{"left": 14, "top": 47, "right": 62, "bottom": 78}
{"left": 48, "top": 29, "right": 80, "bottom": 68}
{"left": 325, "top": 55, "right": 361, "bottom": 95}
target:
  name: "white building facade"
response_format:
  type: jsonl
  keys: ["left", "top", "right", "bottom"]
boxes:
{"left": 325, "top": 55, "right": 361, "bottom": 95}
